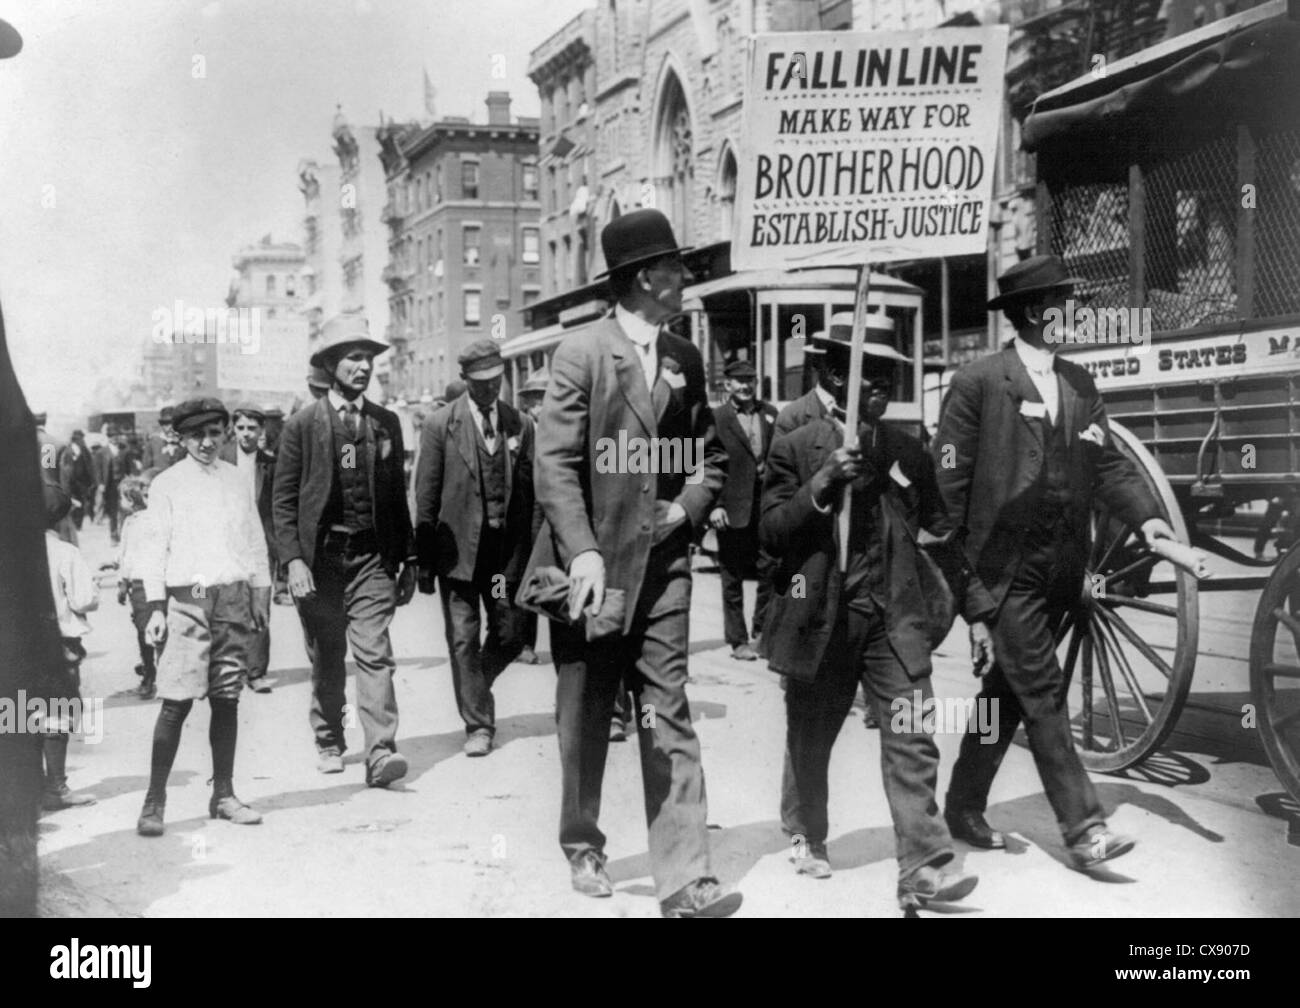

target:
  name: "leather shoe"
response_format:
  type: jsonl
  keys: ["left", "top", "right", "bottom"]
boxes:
{"left": 1068, "top": 825, "right": 1135, "bottom": 870}
{"left": 248, "top": 676, "right": 271, "bottom": 694}
{"left": 209, "top": 794, "right": 263, "bottom": 825}
{"left": 609, "top": 718, "right": 629, "bottom": 742}
{"left": 730, "top": 643, "right": 758, "bottom": 661}
{"left": 42, "top": 786, "right": 97, "bottom": 811}
{"left": 137, "top": 798, "right": 165, "bottom": 837}
{"left": 792, "top": 843, "right": 832, "bottom": 879}
{"left": 570, "top": 851, "right": 614, "bottom": 898}
{"left": 367, "top": 752, "right": 409, "bottom": 786}
{"left": 897, "top": 862, "right": 978, "bottom": 910}
{"left": 660, "top": 877, "right": 743, "bottom": 918}
{"left": 945, "top": 808, "right": 1005, "bottom": 850}
{"left": 463, "top": 731, "right": 493, "bottom": 757}
{"left": 317, "top": 750, "right": 344, "bottom": 774}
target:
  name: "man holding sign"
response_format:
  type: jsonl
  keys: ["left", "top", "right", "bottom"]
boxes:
{"left": 933, "top": 255, "right": 1179, "bottom": 870}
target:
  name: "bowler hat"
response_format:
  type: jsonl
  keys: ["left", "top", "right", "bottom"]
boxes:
{"left": 173, "top": 397, "right": 229, "bottom": 434}
{"left": 595, "top": 209, "right": 691, "bottom": 280}
{"left": 521, "top": 368, "right": 549, "bottom": 395}
{"left": 807, "top": 311, "right": 911, "bottom": 363}
{"left": 987, "top": 254, "right": 1085, "bottom": 310}
{"left": 724, "top": 359, "right": 757, "bottom": 380}
{"left": 458, "top": 339, "right": 504, "bottom": 380}
{"left": 309, "top": 313, "right": 390, "bottom": 368}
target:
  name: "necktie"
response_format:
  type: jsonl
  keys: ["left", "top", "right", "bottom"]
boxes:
{"left": 341, "top": 402, "right": 359, "bottom": 438}
{"left": 479, "top": 405, "right": 495, "bottom": 441}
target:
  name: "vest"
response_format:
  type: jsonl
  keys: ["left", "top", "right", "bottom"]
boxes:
{"left": 1041, "top": 407, "right": 1071, "bottom": 510}
{"left": 322, "top": 404, "right": 375, "bottom": 532}
{"left": 476, "top": 418, "right": 507, "bottom": 530}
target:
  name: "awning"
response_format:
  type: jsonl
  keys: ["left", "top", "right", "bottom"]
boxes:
{"left": 1023, "top": 12, "right": 1300, "bottom": 163}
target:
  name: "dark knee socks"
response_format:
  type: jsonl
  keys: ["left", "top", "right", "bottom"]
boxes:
{"left": 209, "top": 697, "right": 238, "bottom": 791}
{"left": 146, "top": 699, "right": 193, "bottom": 801}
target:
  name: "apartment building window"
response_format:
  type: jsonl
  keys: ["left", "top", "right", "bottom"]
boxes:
{"left": 462, "top": 159, "right": 479, "bottom": 200}
{"left": 523, "top": 161, "right": 538, "bottom": 201}
{"left": 562, "top": 235, "right": 573, "bottom": 289}
{"left": 463, "top": 287, "right": 482, "bottom": 326}
{"left": 522, "top": 227, "right": 539, "bottom": 264}
{"left": 522, "top": 285, "right": 540, "bottom": 307}
{"left": 463, "top": 225, "right": 482, "bottom": 266}
{"left": 437, "top": 290, "right": 444, "bottom": 328}
{"left": 285, "top": 274, "right": 296, "bottom": 297}
{"left": 266, "top": 274, "right": 277, "bottom": 297}
{"left": 549, "top": 241, "right": 558, "bottom": 291}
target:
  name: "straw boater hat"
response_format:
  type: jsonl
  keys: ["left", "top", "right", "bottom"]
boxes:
{"left": 309, "top": 313, "right": 390, "bottom": 368}
{"left": 520, "top": 368, "right": 550, "bottom": 396}
{"left": 806, "top": 311, "right": 911, "bottom": 363}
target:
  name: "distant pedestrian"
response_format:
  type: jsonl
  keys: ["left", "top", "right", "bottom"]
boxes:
{"left": 415, "top": 340, "right": 534, "bottom": 757}
{"left": 116, "top": 472, "right": 158, "bottom": 699}
{"left": 141, "top": 406, "right": 185, "bottom": 471}
{"left": 135, "top": 398, "right": 271, "bottom": 837}
{"left": 220, "top": 404, "right": 277, "bottom": 693}
{"left": 59, "top": 430, "right": 97, "bottom": 530}
{"left": 34, "top": 411, "right": 76, "bottom": 544}
{"left": 40, "top": 484, "right": 99, "bottom": 812}
{"left": 273, "top": 315, "right": 416, "bottom": 786}
{"left": 514, "top": 368, "right": 548, "bottom": 668}
{"left": 709, "top": 359, "right": 777, "bottom": 662}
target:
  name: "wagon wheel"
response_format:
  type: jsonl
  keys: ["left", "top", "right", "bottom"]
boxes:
{"left": 1249, "top": 545, "right": 1300, "bottom": 806}
{"left": 1058, "top": 421, "right": 1199, "bottom": 772}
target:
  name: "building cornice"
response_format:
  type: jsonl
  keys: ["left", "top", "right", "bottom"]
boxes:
{"left": 594, "top": 72, "right": 639, "bottom": 103}
{"left": 402, "top": 122, "right": 540, "bottom": 161}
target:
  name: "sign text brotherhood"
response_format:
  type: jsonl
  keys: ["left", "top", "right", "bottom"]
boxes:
{"left": 733, "top": 27, "right": 1010, "bottom": 270}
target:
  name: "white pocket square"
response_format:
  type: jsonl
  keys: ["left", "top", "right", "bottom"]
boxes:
{"left": 660, "top": 368, "right": 686, "bottom": 390}
{"left": 1019, "top": 400, "right": 1047, "bottom": 419}
{"left": 1079, "top": 423, "right": 1106, "bottom": 446}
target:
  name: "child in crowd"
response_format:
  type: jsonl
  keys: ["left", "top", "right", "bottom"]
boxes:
{"left": 42, "top": 484, "right": 99, "bottom": 811}
{"left": 117, "top": 471, "right": 158, "bottom": 699}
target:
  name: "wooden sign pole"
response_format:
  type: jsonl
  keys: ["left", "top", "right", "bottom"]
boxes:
{"left": 838, "top": 264, "right": 872, "bottom": 572}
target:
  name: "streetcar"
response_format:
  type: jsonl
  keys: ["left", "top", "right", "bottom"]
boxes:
{"left": 1021, "top": 1, "right": 1300, "bottom": 801}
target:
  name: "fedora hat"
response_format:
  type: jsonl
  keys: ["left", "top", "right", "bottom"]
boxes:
{"left": 309, "top": 313, "right": 390, "bottom": 367}
{"left": 987, "top": 254, "right": 1085, "bottom": 310}
{"left": 595, "top": 209, "right": 691, "bottom": 280}
{"left": 807, "top": 311, "right": 911, "bottom": 363}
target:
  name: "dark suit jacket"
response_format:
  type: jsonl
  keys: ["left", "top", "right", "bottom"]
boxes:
{"left": 219, "top": 441, "right": 276, "bottom": 546}
{"left": 933, "top": 345, "right": 1160, "bottom": 622}
{"left": 272, "top": 396, "right": 413, "bottom": 572}
{"left": 143, "top": 431, "right": 184, "bottom": 471}
{"left": 773, "top": 387, "right": 829, "bottom": 442}
{"left": 414, "top": 394, "right": 534, "bottom": 583}
{"left": 526, "top": 313, "right": 727, "bottom": 634}
{"left": 760, "top": 419, "right": 956, "bottom": 683}
{"left": 713, "top": 399, "right": 777, "bottom": 528}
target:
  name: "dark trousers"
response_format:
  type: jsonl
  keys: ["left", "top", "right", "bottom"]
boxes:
{"left": 780, "top": 601, "right": 951, "bottom": 876}
{"left": 438, "top": 528, "right": 524, "bottom": 735}
{"left": 551, "top": 526, "right": 711, "bottom": 900}
{"left": 717, "top": 523, "right": 772, "bottom": 648}
{"left": 128, "top": 582, "right": 156, "bottom": 682}
{"left": 945, "top": 523, "right": 1105, "bottom": 844}
{"left": 297, "top": 541, "right": 399, "bottom": 771}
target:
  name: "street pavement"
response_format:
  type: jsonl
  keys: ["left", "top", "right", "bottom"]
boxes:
{"left": 35, "top": 519, "right": 1300, "bottom": 917}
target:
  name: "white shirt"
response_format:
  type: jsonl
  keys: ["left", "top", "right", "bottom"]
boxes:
{"left": 117, "top": 509, "right": 153, "bottom": 582}
{"left": 615, "top": 304, "right": 659, "bottom": 395}
{"left": 468, "top": 398, "right": 499, "bottom": 453}
{"left": 45, "top": 531, "right": 98, "bottom": 638}
{"left": 1015, "top": 336, "right": 1060, "bottom": 425}
{"left": 138, "top": 455, "right": 272, "bottom": 601}
{"left": 327, "top": 389, "right": 364, "bottom": 431}
{"left": 235, "top": 443, "right": 257, "bottom": 502}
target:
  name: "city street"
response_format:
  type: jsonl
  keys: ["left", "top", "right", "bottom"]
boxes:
{"left": 36, "top": 519, "right": 1300, "bottom": 918}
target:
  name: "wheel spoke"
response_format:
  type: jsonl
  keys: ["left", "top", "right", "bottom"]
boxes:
{"left": 1272, "top": 705, "right": 1300, "bottom": 731}
{"left": 1264, "top": 662, "right": 1300, "bottom": 680}
{"left": 1274, "top": 607, "right": 1300, "bottom": 656}
{"left": 1100, "top": 594, "right": 1179, "bottom": 618}
{"left": 1095, "top": 609, "right": 1154, "bottom": 724}
{"left": 1092, "top": 519, "right": 1134, "bottom": 575}
{"left": 1094, "top": 604, "right": 1174, "bottom": 681}
{"left": 1103, "top": 552, "right": 1159, "bottom": 587}
{"left": 1091, "top": 624, "right": 1129, "bottom": 748}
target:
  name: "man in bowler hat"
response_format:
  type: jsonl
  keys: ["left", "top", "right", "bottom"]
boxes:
{"left": 526, "top": 208, "right": 740, "bottom": 917}
{"left": 933, "top": 254, "right": 1178, "bottom": 870}
{"left": 415, "top": 340, "right": 534, "bottom": 756}
{"left": 273, "top": 315, "right": 416, "bottom": 787}
{"left": 709, "top": 359, "right": 777, "bottom": 661}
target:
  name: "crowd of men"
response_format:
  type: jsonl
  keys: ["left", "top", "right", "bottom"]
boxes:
{"left": 38, "top": 209, "right": 1183, "bottom": 918}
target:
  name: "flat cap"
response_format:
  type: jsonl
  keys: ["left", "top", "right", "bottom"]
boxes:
{"left": 172, "top": 397, "right": 229, "bottom": 434}
{"left": 458, "top": 338, "right": 505, "bottom": 380}
{"left": 724, "top": 359, "right": 757, "bottom": 380}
